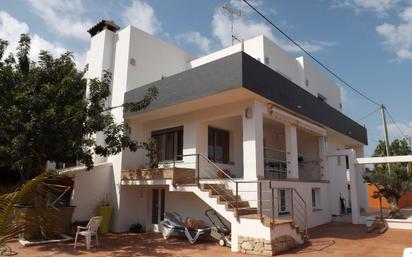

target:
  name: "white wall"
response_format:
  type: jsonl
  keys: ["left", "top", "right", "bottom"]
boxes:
{"left": 115, "top": 186, "right": 150, "bottom": 232}
{"left": 297, "top": 57, "right": 342, "bottom": 111}
{"left": 165, "top": 191, "right": 218, "bottom": 225}
{"left": 262, "top": 180, "right": 331, "bottom": 228}
{"left": 126, "top": 26, "right": 194, "bottom": 91}
{"left": 71, "top": 163, "right": 114, "bottom": 221}
{"left": 327, "top": 155, "right": 349, "bottom": 216}
{"left": 262, "top": 36, "right": 303, "bottom": 86}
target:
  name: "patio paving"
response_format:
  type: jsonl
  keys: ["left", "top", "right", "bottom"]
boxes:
{"left": 6, "top": 222, "right": 412, "bottom": 257}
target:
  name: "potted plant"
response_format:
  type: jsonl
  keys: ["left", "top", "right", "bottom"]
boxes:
{"left": 97, "top": 194, "right": 113, "bottom": 234}
{"left": 143, "top": 138, "right": 159, "bottom": 169}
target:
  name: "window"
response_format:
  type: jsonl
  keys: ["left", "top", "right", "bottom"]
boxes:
{"left": 317, "top": 93, "right": 327, "bottom": 102}
{"left": 311, "top": 188, "right": 321, "bottom": 209}
{"left": 208, "top": 127, "right": 229, "bottom": 163}
{"left": 152, "top": 126, "right": 183, "bottom": 162}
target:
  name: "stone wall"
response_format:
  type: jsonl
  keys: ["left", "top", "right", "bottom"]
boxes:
{"left": 238, "top": 235, "right": 296, "bottom": 256}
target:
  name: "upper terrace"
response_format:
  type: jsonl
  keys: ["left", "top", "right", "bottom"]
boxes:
{"left": 190, "top": 35, "right": 342, "bottom": 111}
{"left": 88, "top": 24, "right": 343, "bottom": 113}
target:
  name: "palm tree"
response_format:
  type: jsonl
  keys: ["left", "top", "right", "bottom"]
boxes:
{"left": 0, "top": 172, "right": 65, "bottom": 254}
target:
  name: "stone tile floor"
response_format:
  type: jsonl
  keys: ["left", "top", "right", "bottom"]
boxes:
{"left": 6, "top": 222, "right": 412, "bottom": 257}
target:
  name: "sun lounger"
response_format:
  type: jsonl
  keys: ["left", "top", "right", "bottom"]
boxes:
{"left": 184, "top": 226, "right": 211, "bottom": 244}
{"left": 160, "top": 212, "right": 186, "bottom": 239}
{"left": 160, "top": 212, "right": 210, "bottom": 244}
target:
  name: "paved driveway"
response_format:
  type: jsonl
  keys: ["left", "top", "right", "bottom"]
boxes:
{"left": 7, "top": 223, "right": 412, "bottom": 256}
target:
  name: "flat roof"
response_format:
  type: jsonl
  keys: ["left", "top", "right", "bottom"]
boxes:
{"left": 124, "top": 52, "right": 367, "bottom": 145}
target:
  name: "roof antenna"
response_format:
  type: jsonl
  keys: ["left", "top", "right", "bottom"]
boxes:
{"left": 221, "top": 3, "right": 244, "bottom": 45}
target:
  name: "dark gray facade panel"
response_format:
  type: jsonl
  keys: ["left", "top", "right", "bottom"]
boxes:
{"left": 241, "top": 52, "right": 367, "bottom": 145}
{"left": 124, "top": 52, "right": 368, "bottom": 145}
{"left": 123, "top": 53, "right": 243, "bottom": 115}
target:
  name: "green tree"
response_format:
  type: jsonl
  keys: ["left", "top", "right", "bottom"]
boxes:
{"left": 364, "top": 164, "right": 412, "bottom": 218}
{"left": 0, "top": 34, "right": 158, "bottom": 179}
{"left": 365, "top": 139, "right": 412, "bottom": 218}
{"left": 373, "top": 139, "right": 411, "bottom": 157}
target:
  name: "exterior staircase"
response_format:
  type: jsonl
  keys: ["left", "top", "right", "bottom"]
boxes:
{"left": 200, "top": 184, "right": 257, "bottom": 217}
{"left": 172, "top": 153, "right": 309, "bottom": 251}
{"left": 199, "top": 183, "right": 308, "bottom": 242}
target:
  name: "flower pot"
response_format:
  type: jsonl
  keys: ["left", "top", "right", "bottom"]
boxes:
{"left": 97, "top": 205, "right": 113, "bottom": 234}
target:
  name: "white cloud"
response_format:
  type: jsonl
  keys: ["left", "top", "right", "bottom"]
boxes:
{"left": 176, "top": 31, "right": 212, "bottom": 54}
{"left": 123, "top": 0, "right": 161, "bottom": 35}
{"left": 26, "top": 0, "right": 92, "bottom": 41}
{"left": 376, "top": 6, "right": 412, "bottom": 60}
{"left": 31, "top": 34, "right": 66, "bottom": 59}
{"left": 212, "top": 9, "right": 273, "bottom": 47}
{"left": 0, "top": 11, "right": 29, "bottom": 57}
{"left": 73, "top": 51, "right": 87, "bottom": 69}
{"left": 333, "top": 0, "right": 400, "bottom": 15}
{"left": 280, "top": 40, "right": 336, "bottom": 53}
{"left": 0, "top": 11, "right": 66, "bottom": 61}
{"left": 211, "top": 5, "right": 333, "bottom": 53}
{"left": 377, "top": 121, "right": 412, "bottom": 140}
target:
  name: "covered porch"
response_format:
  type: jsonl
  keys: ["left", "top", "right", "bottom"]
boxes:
{"left": 121, "top": 97, "right": 327, "bottom": 183}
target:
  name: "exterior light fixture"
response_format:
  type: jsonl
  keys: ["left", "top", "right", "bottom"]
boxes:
{"left": 245, "top": 107, "right": 253, "bottom": 119}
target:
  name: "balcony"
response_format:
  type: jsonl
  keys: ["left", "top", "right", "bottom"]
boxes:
{"left": 121, "top": 167, "right": 195, "bottom": 185}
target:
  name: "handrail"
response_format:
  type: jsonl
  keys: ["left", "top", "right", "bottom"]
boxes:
{"left": 171, "top": 153, "right": 307, "bottom": 237}
{"left": 175, "top": 153, "right": 235, "bottom": 182}
{"left": 291, "top": 188, "right": 308, "bottom": 236}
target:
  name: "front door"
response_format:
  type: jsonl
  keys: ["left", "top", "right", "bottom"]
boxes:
{"left": 151, "top": 189, "right": 165, "bottom": 232}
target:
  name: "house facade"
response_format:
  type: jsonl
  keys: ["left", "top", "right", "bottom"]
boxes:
{"left": 70, "top": 20, "right": 369, "bottom": 255}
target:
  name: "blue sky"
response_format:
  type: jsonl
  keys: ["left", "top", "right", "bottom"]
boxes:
{"left": 1, "top": 0, "right": 411, "bottom": 155}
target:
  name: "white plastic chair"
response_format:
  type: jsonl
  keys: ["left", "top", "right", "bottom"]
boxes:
{"left": 404, "top": 248, "right": 412, "bottom": 257}
{"left": 74, "top": 216, "right": 102, "bottom": 250}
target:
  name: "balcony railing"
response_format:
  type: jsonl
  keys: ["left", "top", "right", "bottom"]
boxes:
{"left": 264, "top": 146, "right": 287, "bottom": 179}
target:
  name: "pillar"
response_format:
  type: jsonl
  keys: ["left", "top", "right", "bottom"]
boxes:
{"left": 285, "top": 124, "right": 299, "bottom": 179}
{"left": 242, "top": 102, "right": 265, "bottom": 180}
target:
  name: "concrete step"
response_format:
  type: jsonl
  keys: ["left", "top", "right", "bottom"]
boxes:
{"left": 223, "top": 200, "right": 250, "bottom": 209}
{"left": 203, "top": 185, "right": 233, "bottom": 195}
{"left": 232, "top": 207, "right": 258, "bottom": 216}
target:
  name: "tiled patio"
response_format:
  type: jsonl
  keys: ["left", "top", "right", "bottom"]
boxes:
{"left": 7, "top": 223, "right": 412, "bottom": 257}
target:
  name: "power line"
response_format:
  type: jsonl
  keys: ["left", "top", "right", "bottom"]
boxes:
{"left": 241, "top": 0, "right": 381, "bottom": 107}
{"left": 356, "top": 107, "right": 381, "bottom": 122}
{"left": 385, "top": 108, "right": 409, "bottom": 140}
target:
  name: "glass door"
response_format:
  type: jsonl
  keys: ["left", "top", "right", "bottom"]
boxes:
{"left": 151, "top": 189, "right": 165, "bottom": 232}
{"left": 278, "top": 189, "right": 291, "bottom": 215}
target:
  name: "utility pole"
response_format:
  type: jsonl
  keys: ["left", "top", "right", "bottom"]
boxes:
{"left": 380, "top": 104, "right": 391, "bottom": 172}
{"left": 221, "top": 3, "right": 243, "bottom": 45}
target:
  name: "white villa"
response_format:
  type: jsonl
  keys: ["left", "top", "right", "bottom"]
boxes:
{"left": 69, "top": 20, "right": 369, "bottom": 255}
